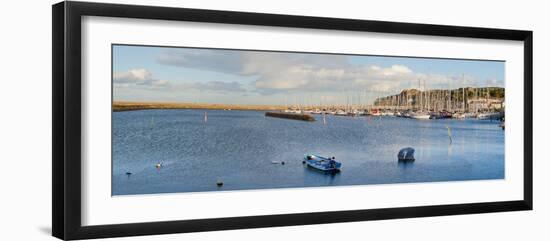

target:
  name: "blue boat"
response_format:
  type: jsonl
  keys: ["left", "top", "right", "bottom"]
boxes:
{"left": 304, "top": 154, "right": 342, "bottom": 173}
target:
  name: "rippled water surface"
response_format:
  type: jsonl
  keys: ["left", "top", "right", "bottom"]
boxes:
{"left": 112, "top": 109, "right": 504, "bottom": 195}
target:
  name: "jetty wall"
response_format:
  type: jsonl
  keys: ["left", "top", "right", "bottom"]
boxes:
{"left": 265, "top": 112, "right": 315, "bottom": 122}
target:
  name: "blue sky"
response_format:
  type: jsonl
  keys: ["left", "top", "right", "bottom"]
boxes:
{"left": 112, "top": 45, "right": 504, "bottom": 105}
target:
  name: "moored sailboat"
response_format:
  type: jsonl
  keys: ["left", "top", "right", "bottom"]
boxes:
{"left": 410, "top": 112, "right": 431, "bottom": 119}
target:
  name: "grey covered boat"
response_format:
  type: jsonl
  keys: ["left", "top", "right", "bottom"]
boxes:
{"left": 398, "top": 147, "right": 415, "bottom": 161}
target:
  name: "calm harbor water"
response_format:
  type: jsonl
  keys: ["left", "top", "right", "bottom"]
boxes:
{"left": 112, "top": 109, "right": 504, "bottom": 195}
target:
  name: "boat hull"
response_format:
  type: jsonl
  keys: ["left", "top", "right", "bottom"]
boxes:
{"left": 477, "top": 112, "right": 504, "bottom": 120}
{"left": 410, "top": 114, "right": 430, "bottom": 119}
{"left": 306, "top": 163, "right": 341, "bottom": 173}
{"left": 304, "top": 155, "right": 342, "bottom": 173}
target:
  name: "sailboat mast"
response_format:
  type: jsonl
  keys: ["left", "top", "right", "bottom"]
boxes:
{"left": 424, "top": 80, "right": 431, "bottom": 112}
{"left": 418, "top": 78, "right": 422, "bottom": 111}
{"left": 462, "top": 74, "right": 465, "bottom": 113}
{"left": 448, "top": 81, "right": 451, "bottom": 112}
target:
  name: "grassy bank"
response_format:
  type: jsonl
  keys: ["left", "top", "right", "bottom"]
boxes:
{"left": 113, "top": 101, "right": 287, "bottom": 112}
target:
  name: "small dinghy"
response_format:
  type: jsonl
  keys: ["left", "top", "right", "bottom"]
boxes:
{"left": 304, "top": 154, "right": 342, "bottom": 173}
{"left": 398, "top": 147, "right": 415, "bottom": 162}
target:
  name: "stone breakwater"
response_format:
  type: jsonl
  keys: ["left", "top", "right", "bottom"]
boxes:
{"left": 265, "top": 112, "right": 315, "bottom": 122}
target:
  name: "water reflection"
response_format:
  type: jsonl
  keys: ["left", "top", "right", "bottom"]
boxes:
{"left": 302, "top": 164, "right": 340, "bottom": 185}
{"left": 397, "top": 160, "right": 415, "bottom": 169}
{"left": 447, "top": 143, "right": 453, "bottom": 159}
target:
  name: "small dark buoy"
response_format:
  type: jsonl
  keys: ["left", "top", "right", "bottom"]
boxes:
{"left": 281, "top": 161, "right": 285, "bottom": 165}
{"left": 216, "top": 180, "right": 223, "bottom": 187}
{"left": 302, "top": 160, "right": 306, "bottom": 164}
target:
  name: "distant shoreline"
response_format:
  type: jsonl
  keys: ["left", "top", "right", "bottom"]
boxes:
{"left": 113, "top": 101, "right": 287, "bottom": 112}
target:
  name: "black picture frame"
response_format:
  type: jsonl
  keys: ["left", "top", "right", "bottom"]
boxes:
{"left": 52, "top": 1, "right": 533, "bottom": 240}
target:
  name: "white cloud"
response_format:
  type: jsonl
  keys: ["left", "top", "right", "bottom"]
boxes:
{"left": 113, "top": 68, "right": 245, "bottom": 93}
{"left": 113, "top": 68, "right": 168, "bottom": 87}
{"left": 113, "top": 68, "right": 152, "bottom": 81}
{"left": 153, "top": 49, "right": 503, "bottom": 97}
{"left": 242, "top": 55, "right": 423, "bottom": 94}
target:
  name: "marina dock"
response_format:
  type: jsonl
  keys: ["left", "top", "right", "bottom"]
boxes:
{"left": 113, "top": 86, "right": 504, "bottom": 121}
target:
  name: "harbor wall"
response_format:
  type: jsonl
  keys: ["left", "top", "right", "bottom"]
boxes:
{"left": 265, "top": 112, "right": 316, "bottom": 122}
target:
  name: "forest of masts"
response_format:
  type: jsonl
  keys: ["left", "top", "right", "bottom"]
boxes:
{"left": 283, "top": 79, "right": 504, "bottom": 115}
